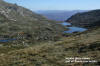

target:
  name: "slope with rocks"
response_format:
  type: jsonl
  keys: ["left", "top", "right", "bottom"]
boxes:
{"left": 0, "top": 0, "right": 66, "bottom": 41}
{"left": 66, "top": 9, "right": 100, "bottom": 28}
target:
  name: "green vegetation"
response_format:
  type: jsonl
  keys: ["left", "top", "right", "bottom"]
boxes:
{"left": 0, "top": 27, "right": 100, "bottom": 66}
{"left": 0, "top": 0, "right": 100, "bottom": 66}
{"left": 67, "top": 9, "right": 100, "bottom": 28}
{"left": 0, "top": 0, "right": 66, "bottom": 41}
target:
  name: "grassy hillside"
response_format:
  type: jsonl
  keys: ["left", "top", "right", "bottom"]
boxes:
{"left": 66, "top": 9, "right": 100, "bottom": 28}
{"left": 0, "top": 27, "right": 99, "bottom": 66}
{"left": 0, "top": 0, "right": 66, "bottom": 42}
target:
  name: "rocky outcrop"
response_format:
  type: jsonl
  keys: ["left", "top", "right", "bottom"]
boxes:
{"left": 66, "top": 9, "right": 100, "bottom": 28}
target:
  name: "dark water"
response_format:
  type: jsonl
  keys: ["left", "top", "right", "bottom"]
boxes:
{"left": 0, "top": 39, "right": 16, "bottom": 42}
{"left": 60, "top": 22, "right": 87, "bottom": 33}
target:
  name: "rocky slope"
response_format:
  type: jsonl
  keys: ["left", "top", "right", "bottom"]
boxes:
{"left": 0, "top": 0, "right": 66, "bottom": 41}
{"left": 66, "top": 9, "right": 100, "bottom": 28}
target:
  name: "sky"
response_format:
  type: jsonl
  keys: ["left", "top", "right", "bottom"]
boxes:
{"left": 4, "top": 0, "right": 100, "bottom": 11}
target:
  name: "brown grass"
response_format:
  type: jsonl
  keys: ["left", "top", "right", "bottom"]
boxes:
{"left": 0, "top": 28, "right": 100, "bottom": 66}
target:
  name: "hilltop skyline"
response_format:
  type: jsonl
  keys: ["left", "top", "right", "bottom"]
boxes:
{"left": 4, "top": 0, "right": 100, "bottom": 11}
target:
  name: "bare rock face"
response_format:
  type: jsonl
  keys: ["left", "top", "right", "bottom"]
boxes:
{"left": 66, "top": 10, "right": 100, "bottom": 28}
{"left": 0, "top": 0, "right": 66, "bottom": 41}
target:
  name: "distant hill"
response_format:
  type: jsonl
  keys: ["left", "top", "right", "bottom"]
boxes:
{"left": 36, "top": 10, "right": 87, "bottom": 21}
{"left": 66, "top": 9, "right": 100, "bottom": 28}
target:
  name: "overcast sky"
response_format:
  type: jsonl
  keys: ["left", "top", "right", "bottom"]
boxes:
{"left": 4, "top": 0, "right": 100, "bottom": 11}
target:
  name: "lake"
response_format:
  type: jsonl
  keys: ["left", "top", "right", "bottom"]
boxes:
{"left": 60, "top": 22, "right": 87, "bottom": 33}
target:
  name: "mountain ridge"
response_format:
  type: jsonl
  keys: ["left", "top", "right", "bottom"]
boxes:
{"left": 66, "top": 9, "right": 100, "bottom": 28}
{"left": 36, "top": 10, "right": 87, "bottom": 21}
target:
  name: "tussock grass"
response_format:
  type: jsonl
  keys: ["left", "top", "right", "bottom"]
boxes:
{"left": 0, "top": 28, "right": 100, "bottom": 66}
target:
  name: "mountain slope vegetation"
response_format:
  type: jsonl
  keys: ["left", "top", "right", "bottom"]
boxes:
{"left": 0, "top": 27, "right": 100, "bottom": 66}
{"left": 0, "top": 0, "right": 66, "bottom": 41}
{"left": 66, "top": 9, "right": 100, "bottom": 28}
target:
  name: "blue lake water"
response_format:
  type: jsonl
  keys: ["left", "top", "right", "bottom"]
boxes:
{"left": 60, "top": 22, "right": 87, "bottom": 33}
{"left": 0, "top": 39, "right": 16, "bottom": 42}
{"left": 64, "top": 27, "right": 87, "bottom": 33}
